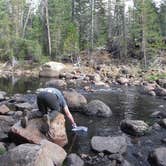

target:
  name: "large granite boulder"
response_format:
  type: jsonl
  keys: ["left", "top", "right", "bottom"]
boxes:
{"left": 120, "top": 119, "right": 149, "bottom": 136}
{"left": 39, "top": 61, "right": 66, "bottom": 77}
{"left": 0, "top": 115, "right": 15, "bottom": 140}
{"left": 91, "top": 136, "right": 127, "bottom": 154}
{"left": 0, "top": 140, "right": 67, "bottom": 166}
{"left": 148, "top": 147, "right": 166, "bottom": 166}
{"left": 10, "top": 113, "right": 68, "bottom": 147}
{"left": 83, "top": 100, "right": 112, "bottom": 117}
{"left": 63, "top": 90, "right": 87, "bottom": 110}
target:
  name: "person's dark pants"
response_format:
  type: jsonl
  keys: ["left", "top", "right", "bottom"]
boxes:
{"left": 28, "top": 92, "right": 61, "bottom": 121}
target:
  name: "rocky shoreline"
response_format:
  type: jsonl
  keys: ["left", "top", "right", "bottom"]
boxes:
{"left": 0, "top": 61, "right": 165, "bottom": 166}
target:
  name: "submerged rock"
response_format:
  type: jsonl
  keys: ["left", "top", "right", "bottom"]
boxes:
{"left": 0, "top": 140, "right": 67, "bottom": 166}
{"left": 91, "top": 136, "right": 127, "bottom": 154}
{"left": 83, "top": 100, "right": 112, "bottom": 117}
{"left": 120, "top": 119, "right": 149, "bottom": 136}
{"left": 148, "top": 147, "right": 166, "bottom": 166}
{"left": 9, "top": 113, "right": 68, "bottom": 147}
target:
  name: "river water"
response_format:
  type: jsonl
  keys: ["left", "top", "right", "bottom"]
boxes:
{"left": 0, "top": 76, "right": 166, "bottom": 166}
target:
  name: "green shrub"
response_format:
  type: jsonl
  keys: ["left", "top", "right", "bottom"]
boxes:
{"left": 146, "top": 73, "right": 166, "bottom": 81}
{"left": 0, "top": 147, "right": 6, "bottom": 155}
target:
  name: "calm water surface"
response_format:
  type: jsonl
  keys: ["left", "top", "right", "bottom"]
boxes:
{"left": 0, "top": 76, "right": 166, "bottom": 166}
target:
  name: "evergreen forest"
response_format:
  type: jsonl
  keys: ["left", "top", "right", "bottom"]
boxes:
{"left": 0, "top": 0, "right": 165, "bottom": 68}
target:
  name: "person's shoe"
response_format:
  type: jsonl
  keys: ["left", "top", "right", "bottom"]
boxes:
{"left": 21, "top": 116, "right": 28, "bottom": 128}
{"left": 40, "top": 114, "right": 50, "bottom": 134}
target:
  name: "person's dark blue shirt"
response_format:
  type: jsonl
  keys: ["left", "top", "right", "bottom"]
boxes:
{"left": 37, "top": 88, "right": 67, "bottom": 108}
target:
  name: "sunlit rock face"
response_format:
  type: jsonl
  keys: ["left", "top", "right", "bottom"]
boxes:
{"left": 10, "top": 113, "right": 68, "bottom": 147}
{"left": 39, "top": 61, "right": 66, "bottom": 78}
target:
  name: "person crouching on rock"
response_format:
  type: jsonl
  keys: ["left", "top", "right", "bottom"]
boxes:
{"left": 21, "top": 87, "right": 77, "bottom": 134}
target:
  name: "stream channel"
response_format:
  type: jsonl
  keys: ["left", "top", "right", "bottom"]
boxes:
{"left": 0, "top": 76, "right": 166, "bottom": 166}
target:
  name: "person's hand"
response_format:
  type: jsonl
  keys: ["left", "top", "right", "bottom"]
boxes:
{"left": 72, "top": 123, "right": 77, "bottom": 128}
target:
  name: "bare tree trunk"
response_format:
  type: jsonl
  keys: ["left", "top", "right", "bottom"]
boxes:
{"left": 22, "top": 3, "right": 32, "bottom": 38}
{"left": 91, "top": 0, "right": 95, "bottom": 51}
{"left": 108, "top": 0, "right": 112, "bottom": 40}
{"left": 122, "top": 0, "right": 127, "bottom": 58}
{"left": 72, "top": 0, "right": 75, "bottom": 21}
{"left": 142, "top": 0, "right": 147, "bottom": 68}
{"left": 44, "top": 0, "right": 52, "bottom": 57}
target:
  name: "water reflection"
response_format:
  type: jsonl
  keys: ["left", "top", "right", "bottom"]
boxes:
{"left": 0, "top": 76, "right": 42, "bottom": 95}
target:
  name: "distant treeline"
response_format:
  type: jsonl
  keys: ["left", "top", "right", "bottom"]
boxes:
{"left": 0, "top": 0, "right": 165, "bottom": 66}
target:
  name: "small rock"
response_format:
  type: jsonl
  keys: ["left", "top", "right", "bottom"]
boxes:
{"left": 0, "top": 105, "right": 10, "bottom": 115}
{"left": 108, "top": 153, "right": 124, "bottom": 163}
{"left": 15, "top": 102, "right": 32, "bottom": 111}
{"left": 14, "top": 111, "right": 23, "bottom": 118}
{"left": 148, "top": 147, "right": 166, "bottom": 166}
{"left": 7, "top": 143, "right": 16, "bottom": 150}
{"left": 152, "top": 123, "right": 161, "bottom": 130}
{"left": 161, "top": 138, "right": 166, "bottom": 144}
{"left": 67, "top": 153, "right": 84, "bottom": 166}
{"left": 158, "top": 119, "right": 166, "bottom": 128}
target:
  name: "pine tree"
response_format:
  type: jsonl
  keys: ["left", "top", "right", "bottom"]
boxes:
{"left": 129, "top": 0, "right": 162, "bottom": 67}
{"left": 159, "top": 1, "right": 166, "bottom": 37}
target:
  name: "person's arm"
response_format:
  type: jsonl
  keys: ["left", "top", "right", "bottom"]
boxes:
{"left": 63, "top": 105, "right": 76, "bottom": 127}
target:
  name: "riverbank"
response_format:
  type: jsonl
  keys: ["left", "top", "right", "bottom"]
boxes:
{"left": 0, "top": 55, "right": 165, "bottom": 99}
